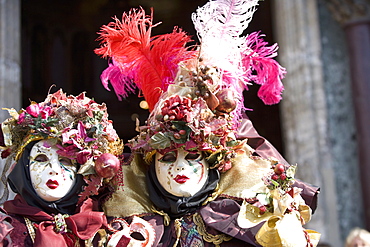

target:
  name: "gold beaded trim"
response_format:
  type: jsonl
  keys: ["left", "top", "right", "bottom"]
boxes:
{"left": 193, "top": 213, "right": 233, "bottom": 247}
{"left": 24, "top": 217, "right": 36, "bottom": 243}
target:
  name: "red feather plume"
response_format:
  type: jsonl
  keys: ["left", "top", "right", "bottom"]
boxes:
{"left": 95, "top": 8, "right": 195, "bottom": 111}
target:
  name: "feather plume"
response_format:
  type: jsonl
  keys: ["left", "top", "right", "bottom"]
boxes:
{"left": 191, "top": 0, "right": 259, "bottom": 75}
{"left": 95, "top": 8, "right": 195, "bottom": 111}
{"left": 100, "top": 60, "right": 136, "bottom": 100}
{"left": 242, "top": 32, "right": 286, "bottom": 104}
{"left": 192, "top": 0, "right": 259, "bottom": 38}
{"left": 192, "top": 1, "right": 285, "bottom": 105}
{"left": 191, "top": 0, "right": 260, "bottom": 123}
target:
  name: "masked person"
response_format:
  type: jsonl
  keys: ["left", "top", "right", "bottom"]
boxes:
{"left": 0, "top": 89, "right": 123, "bottom": 246}
{"left": 95, "top": 0, "right": 321, "bottom": 246}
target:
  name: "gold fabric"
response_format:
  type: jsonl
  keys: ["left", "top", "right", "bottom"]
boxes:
{"left": 238, "top": 202, "right": 273, "bottom": 229}
{"left": 24, "top": 217, "right": 36, "bottom": 243}
{"left": 103, "top": 155, "right": 154, "bottom": 217}
{"left": 255, "top": 212, "right": 321, "bottom": 247}
{"left": 217, "top": 149, "right": 272, "bottom": 199}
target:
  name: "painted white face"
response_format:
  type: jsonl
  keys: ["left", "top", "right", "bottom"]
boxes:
{"left": 155, "top": 150, "right": 209, "bottom": 197}
{"left": 29, "top": 140, "right": 77, "bottom": 202}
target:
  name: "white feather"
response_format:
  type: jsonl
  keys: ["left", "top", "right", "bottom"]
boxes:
{"left": 191, "top": 0, "right": 259, "bottom": 81}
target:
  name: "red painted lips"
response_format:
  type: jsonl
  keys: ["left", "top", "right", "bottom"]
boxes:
{"left": 174, "top": 175, "right": 189, "bottom": 184}
{"left": 46, "top": 179, "right": 59, "bottom": 189}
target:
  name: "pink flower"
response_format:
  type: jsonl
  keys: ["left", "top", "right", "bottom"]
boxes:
{"left": 104, "top": 122, "right": 119, "bottom": 141}
{"left": 25, "top": 104, "right": 53, "bottom": 119}
{"left": 17, "top": 112, "right": 26, "bottom": 124}
{"left": 40, "top": 106, "right": 53, "bottom": 119}
{"left": 56, "top": 145, "right": 78, "bottom": 159}
{"left": 26, "top": 104, "right": 41, "bottom": 117}
{"left": 218, "top": 160, "right": 233, "bottom": 172}
{"left": 76, "top": 150, "right": 92, "bottom": 164}
{"left": 61, "top": 122, "right": 96, "bottom": 150}
{"left": 62, "top": 128, "right": 80, "bottom": 147}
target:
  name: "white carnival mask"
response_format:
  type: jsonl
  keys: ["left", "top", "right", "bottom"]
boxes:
{"left": 29, "top": 140, "right": 77, "bottom": 202}
{"left": 155, "top": 149, "right": 209, "bottom": 197}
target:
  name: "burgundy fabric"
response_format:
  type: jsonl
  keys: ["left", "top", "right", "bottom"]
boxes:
{"left": 199, "top": 199, "right": 262, "bottom": 246}
{"left": 4, "top": 195, "right": 107, "bottom": 247}
{"left": 0, "top": 208, "right": 13, "bottom": 247}
{"left": 236, "top": 115, "right": 289, "bottom": 166}
{"left": 143, "top": 208, "right": 257, "bottom": 246}
{"left": 293, "top": 179, "right": 320, "bottom": 213}
{"left": 6, "top": 214, "right": 33, "bottom": 247}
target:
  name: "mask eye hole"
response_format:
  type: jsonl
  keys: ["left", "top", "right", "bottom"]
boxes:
{"left": 159, "top": 152, "right": 177, "bottom": 163}
{"left": 185, "top": 152, "right": 201, "bottom": 161}
{"left": 59, "top": 157, "right": 76, "bottom": 170}
{"left": 34, "top": 154, "right": 48, "bottom": 162}
{"left": 59, "top": 157, "right": 72, "bottom": 166}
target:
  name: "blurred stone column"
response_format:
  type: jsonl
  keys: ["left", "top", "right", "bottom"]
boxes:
{"left": 272, "top": 1, "right": 341, "bottom": 245}
{"left": 0, "top": 0, "right": 21, "bottom": 203}
{"left": 325, "top": 0, "right": 370, "bottom": 229}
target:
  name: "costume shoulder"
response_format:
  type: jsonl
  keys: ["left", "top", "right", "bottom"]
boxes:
{"left": 217, "top": 144, "right": 273, "bottom": 200}
{"left": 103, "top": 155, "right": 154, "bottom": 217}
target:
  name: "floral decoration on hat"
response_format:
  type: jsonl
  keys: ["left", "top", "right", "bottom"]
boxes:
{"left": 0, "top": 89, "right": 123, "bottom": 202}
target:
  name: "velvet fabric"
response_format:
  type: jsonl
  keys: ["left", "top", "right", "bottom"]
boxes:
{"left": 0, "top": 208, "right": 13, "bottom": 246}
{"left": 5, "top": 213, "right": 33, "bottom": 247}
{"left": 200, "top": 199, "right": 263, "bottom": 246}
{"left": 7, "top": 141, "right": 85, "bottom": 215}
{"left": 146, "top": 161, "right": 220, "bottom": 219}
{"left": 4, "top": 195, "right": 107, "bottom": 247}
{"left": 237, "top": 114, "right": 289, "bottom": 165}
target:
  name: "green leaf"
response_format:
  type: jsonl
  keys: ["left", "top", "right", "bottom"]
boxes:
{"left": 206, "top": 150, "right": 226, "bottom": 168}
{"left": 149, "top": 132, "right": 171, "bottom": 150}
{"left": 271, "top": 180, "right": 279, "bottom": 188}
{"left": 226, "top": 140, "right": 239, "bottom": 147}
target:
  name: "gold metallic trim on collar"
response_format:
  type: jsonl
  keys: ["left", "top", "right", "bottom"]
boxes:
{"left": 193, "top": 212, "right": 233, "bottom": 246}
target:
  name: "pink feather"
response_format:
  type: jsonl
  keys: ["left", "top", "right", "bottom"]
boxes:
{"left": 242, "top": 31, "right": 286, "bottom": 105}
{"left": 95, "top": 8, "right": 195, "bottom": 111}
{"left": 100, "top": 60, "right": 136, "bottom": 100}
